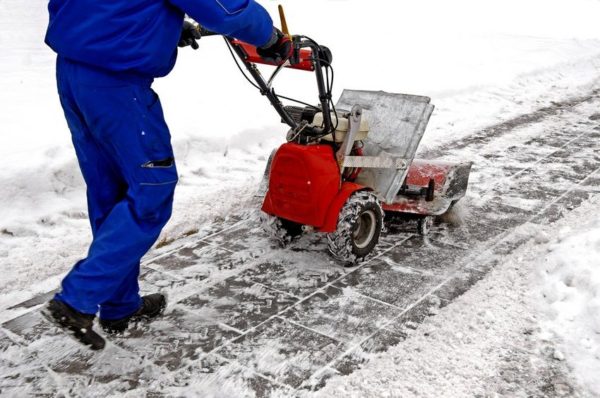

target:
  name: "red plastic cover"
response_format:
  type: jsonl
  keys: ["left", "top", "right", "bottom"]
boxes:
{"left": 262, "top": 144, "right": 341, "bottom": 228}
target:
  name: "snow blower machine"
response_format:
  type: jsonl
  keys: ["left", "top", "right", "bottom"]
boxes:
{"left": 202, "top": 6, "right": 472, "bottom": 264}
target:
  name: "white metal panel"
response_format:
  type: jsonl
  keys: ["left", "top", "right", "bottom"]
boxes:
{"left": 337, "top": 90, "right": 434, "bottom": 203}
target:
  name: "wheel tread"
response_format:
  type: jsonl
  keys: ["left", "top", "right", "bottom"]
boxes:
{"left": 327, "top": 191, "right": 383, "bottom": 265}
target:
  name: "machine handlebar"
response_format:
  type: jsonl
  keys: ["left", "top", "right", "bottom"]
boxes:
{"left": 194, "top": 25, "right": 335, "bottom": 135}
{"left": 231, "top": 39, "right": 315, "bottom": 71}
{"left": 196, "top": 25, "right": 318, "bottom": 71}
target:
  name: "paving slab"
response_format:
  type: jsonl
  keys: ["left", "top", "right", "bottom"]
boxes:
{"left": 153, "top": 354, "right": 296, "bottom": 397}
{"left": 201, "top": 220, "right": 273, "bottom": 257}
{"left": 148, "top": 244, "right": 245, "bottom": 283}
{"left": 281, "top": 286, "right": 402, "bottom": 345}
{"left": 0, "top": 329, "right": 60, "bottom": 397}
{"left": 235, "top": 259, "right": 345, "bottom": 299}
{"left": 3, "top": 310, "right": 53, "bottom": 343}
{"left": 2, "top": 312, "right": 162, "bottom": 395}
{"left": 110, "top": 307, "right": 241, "bottom": 371}
{"left": 215, "top": 317, "right": 345, "bottom": 389}
{"left": 179, "top": 276, "right": 298, "bottom": 332}
{"left": 332, "top": 257, "right": 444, "bottom": 310}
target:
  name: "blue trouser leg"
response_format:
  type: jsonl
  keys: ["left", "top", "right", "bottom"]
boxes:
{"left": 99, "top": 263, "right": 142, "bottom": 320}
{"left": 63, "top": 103, "right": 127, "bottom": 237}
{"left": 54, "top": 57, "right": 178, "bottom": 319}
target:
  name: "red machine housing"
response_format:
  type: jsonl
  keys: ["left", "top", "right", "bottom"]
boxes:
{"left": 405, "top": 160, "right": 451, "bottom": 190}
{"left": 382, "top": 159, "right": 472, "bottom": 215}
{"left": 262, "top": 143, "right": 364, "bottom": 233}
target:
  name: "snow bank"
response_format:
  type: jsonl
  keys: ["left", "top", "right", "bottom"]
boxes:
{"left": 538, "top": 203, "right": 600, "bottom": 396}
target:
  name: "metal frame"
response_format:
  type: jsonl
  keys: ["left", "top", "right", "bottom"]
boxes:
{"left": 227, "top": 37, "right": 335, "bottom": 137}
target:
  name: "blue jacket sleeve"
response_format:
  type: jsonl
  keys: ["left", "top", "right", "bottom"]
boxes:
{"left": 168, "top": 0, "right": 273, "bottom": 47}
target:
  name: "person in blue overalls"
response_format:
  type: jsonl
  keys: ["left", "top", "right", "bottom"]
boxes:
{"left": 43, "top": 0, "right": 292, "bottom": 350}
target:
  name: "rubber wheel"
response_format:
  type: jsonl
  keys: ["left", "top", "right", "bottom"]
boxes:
{"left": 327, "top": 191, "right": 383, "bottom": 265}
{"left": 261, "top": 213, "right": 303, "bottom": 245}
{"left": 417, "top": 216, "right": 434, "bottom": 236}
{"left": 279, "top": 218, "right": 303, "bottom": 238}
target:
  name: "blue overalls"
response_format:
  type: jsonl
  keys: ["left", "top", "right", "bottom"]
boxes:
{"left": 46, "top": 0, "right": 273, "bottom": 320}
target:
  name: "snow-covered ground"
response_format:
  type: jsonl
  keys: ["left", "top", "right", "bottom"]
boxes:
{"left": 313, "top": 194, "right": 600, "bottom": 398}
{"left": 2, "top": 0, "right": 600, "bottom": 396}
{"left": 538, "top": 204, "right": 600, "bottom": 396}
{"left": 3, "top": 0, "right": 600, "bottom": 304}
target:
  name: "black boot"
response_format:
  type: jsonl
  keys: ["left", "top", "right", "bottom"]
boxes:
{"left": 100, "top": 293, "right": 167, "bottom": 334}
{"left": 43, "top": 299, "right": 106, "bottom": 350}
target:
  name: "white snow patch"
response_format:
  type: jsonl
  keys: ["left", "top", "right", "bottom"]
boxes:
{"left": 537, "top": 196, "right": 600, "bottom": 396}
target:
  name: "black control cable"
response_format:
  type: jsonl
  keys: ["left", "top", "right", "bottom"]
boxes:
{"left": 224, "top": 38, "right": 321, "bottom": 111}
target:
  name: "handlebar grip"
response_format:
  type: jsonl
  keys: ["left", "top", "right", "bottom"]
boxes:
{"left": 197, "top": 26, "right": 219, "bottom": 37}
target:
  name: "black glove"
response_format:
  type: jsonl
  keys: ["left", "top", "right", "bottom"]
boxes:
{"left": 256, "top": 28, "right": 293, "bottom": 65}
{"left": 178, "top": 21, "right": 201, "bottom": 50}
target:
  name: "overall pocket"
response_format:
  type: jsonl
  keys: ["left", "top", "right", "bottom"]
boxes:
{"left": 130, "top": 85, "right": 178, "bottom": 186}
{"left": 133, "top": 86, "right": 173, "bottom": 158}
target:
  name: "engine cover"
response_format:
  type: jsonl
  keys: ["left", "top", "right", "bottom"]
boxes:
{"left": 262, "top": 143, "right": 341, "bottom": 228}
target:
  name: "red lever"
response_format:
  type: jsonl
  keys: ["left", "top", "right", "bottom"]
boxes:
{"left": 231, "top": 40, "right": 315, "bottom": 72}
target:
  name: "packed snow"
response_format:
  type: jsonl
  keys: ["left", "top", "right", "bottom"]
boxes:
{"left": 1, "top": 0, "right": 600, "bottom": 396}
{"left": 538, "top": 207, "right": 600, "bottom": 396}
{"left": 312, "top": 195, "right": 600, "bottom": 398}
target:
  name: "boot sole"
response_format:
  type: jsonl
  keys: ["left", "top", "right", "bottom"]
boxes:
{"left": 41, "top": 306, "right": 106, "bottom": 351}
